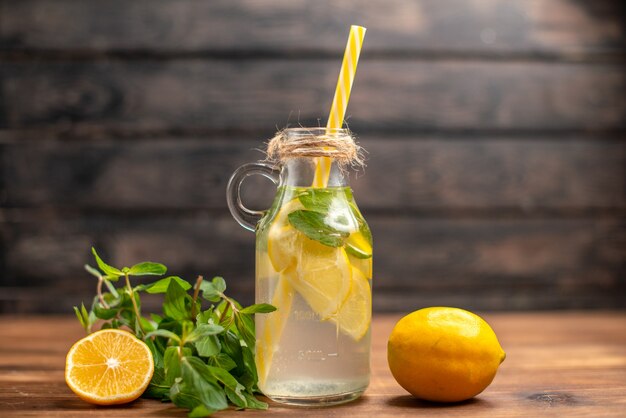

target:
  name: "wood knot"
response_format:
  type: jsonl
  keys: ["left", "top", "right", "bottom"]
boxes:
{"left": 526, "top": 392, "right": 578, "bottom": 406}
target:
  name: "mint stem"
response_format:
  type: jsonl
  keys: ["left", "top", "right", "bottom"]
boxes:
{"left": 191, "top": 275, "right": 203, "bottom": 322}
{"left": 218, "top": 300, "right": 231, "bottom": 324}
{"left": 96, "top": 277, "right": 110, "bottom": 309}
{"left": 125, "top": 273, "right": 145, "bottom": 335}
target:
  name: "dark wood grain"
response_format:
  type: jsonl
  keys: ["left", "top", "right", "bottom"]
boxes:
{"left": 0, "top": 313, "right": 625, "bottom": 417}
{"left": 1, "top": 136, "right": 624, "bottom": 211}
{"left": 1, "top": 0, "right": 624, "bottom": 55}
{"left": 1, "top": 214, "right": 623, "bottom": 313}
{"left": 0, "top": 0, "right": 624, "bottom": 314}
{"left": 2, "top": 60, "right": 624, "bottom": 131}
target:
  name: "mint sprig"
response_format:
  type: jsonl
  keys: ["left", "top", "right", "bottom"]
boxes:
{"left": 74, "top": 248, "right": 276, "bottom": 417}
{"left": 287, "top": 188, "right": 368, "bottom": 249}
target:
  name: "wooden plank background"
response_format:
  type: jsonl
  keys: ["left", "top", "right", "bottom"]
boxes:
{"left": 1, "top": 0, "right": 624, "bottom": 313}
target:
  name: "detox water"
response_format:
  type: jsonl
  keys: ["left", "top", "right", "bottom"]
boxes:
{"left": 255, "top": 186, "right": 372, "bottom": 405}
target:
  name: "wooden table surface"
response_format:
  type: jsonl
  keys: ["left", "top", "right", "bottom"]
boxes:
{"left": 1, "top": 313, "right": 625, "bottom": 417}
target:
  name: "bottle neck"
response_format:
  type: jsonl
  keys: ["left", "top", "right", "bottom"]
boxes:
{"left": 280, "top": 158, "right": 348, "bottom": 188}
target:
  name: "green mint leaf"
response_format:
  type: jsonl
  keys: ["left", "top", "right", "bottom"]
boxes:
{"left": 146, "top": 329, "right": 181, "bottom": 343}
{"left": 239, "top": 303, "right": 276, "bottom": 315}
{"left": 169, "top": 377, "right": 206, "bottom": 412}
{"left": 100, "top": 292, "right": 118, "bottom": 307}
{"left": 188, "top": 405, "right": 214, "bottom": 418}
{"left": 140, "top": 276, "right": 191, "bottom": 294}
{"left": 144, "top": 337, "right": 168, "bottom": 400}
{"left": 102, "top": 278, "right": 119, "bottom": 297}
{"left": 80, "top": 303, "right": 90, "bottom": 323}
{"left": 199, "top": 280, "right": 221, "bottom": 303}
{"left": 164, "top": 346, "right": 183, "bottom": 385}
{"left": 164, "top": 346, "right": 190, "bottom": 384}
{"left": 288, "top": 210, "right": 348, "bottom": 247}
{"left": 206, "top": 365, "right": 246, "bottom": 405}
{"left": 182, "top": 356, "right": 218, "bottom": 384}
{"left": 196, "top": 308, "right": 217, "bottom": 325}
{"left": 73, "top": 304, "right": 89, "bottom": 332}
{"left": 195, "top": 335, "right": 221, "bottom": 357}
{"left": 117, "top": 291, "right": 136, "bottom": 311}
{"left": 225, "top": 387, "right": 247, "bottom": 409}
{"left": 181, "top": 320, "right": 195, "bottom": 339}
{"left": 298, "top": 187, "right": 355, "bottom": 210}
{"left": 144, "top": 337, "right": 164, "bottom": 370}
{"left": 298, "top": 189, "right": 362, "bottom": 234}
{"left": 242, "top": 392, "right": 269, "bottom": 410}
{"left": 233, "top": 314, "right": 255, "bottom": 349}
{"left": 239, "top": 347, "right": 258, "bottom": 391}
{"left": 144, "top": 367, "right": 169, "bottom": 400}
{"left": 187, "top": 323, "right": 224, "bottom": 342}
{"left": 93, "top": 303, "right": 118, "bottom": 320}
{"left": 209, "top": 353, "right": 237, "bottom": 372}
{"left": 298, "top": 188, "right": 336, "bottom": 212}
{"left": 118, "top": 309, "right": 136, "bottom": 330}
{"left": 84, "top": 264, "right": 102, "bottom": 279}
{"left": 220, "top": 331, "right": 244, "bottom": 375}
{"left": 73, "top": 306, "right": 85, "bottom": 328}
{"left": 181, "top": 357, "right": 228, "bottom": 411}
{"left": 163, "top": 280, "right": 190, "bottom": 321}
{"left": 88, "top": 311, "right": 97, "bottom": 331}
{"left": 91, "top": 247, "right": 124, "bottom": 279}
{"left": 128, "top": 261, "right": 167, "bottom": 277}
{"left": 211, "top": 277, "right": 226, "bottom": 294}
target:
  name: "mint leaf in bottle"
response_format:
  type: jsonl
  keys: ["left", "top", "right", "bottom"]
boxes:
{"left": 287, "top": 209, "right": 349, "bottom": 247}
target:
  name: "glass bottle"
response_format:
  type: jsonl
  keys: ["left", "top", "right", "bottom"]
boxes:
{"left": 227, "top": 127, "right": 372, "bottom": 406}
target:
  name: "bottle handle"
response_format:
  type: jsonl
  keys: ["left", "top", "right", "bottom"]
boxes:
{"left": 226, "top": 163, "right": 280, "bottom": 232}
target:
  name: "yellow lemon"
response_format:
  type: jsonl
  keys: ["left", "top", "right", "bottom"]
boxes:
{"left": 387, "top": 307, "right": 505, "bottom": 403}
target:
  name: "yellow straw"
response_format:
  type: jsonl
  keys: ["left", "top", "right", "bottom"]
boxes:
{"left": 312, "top": 25, "right": 366, "bottom": 188}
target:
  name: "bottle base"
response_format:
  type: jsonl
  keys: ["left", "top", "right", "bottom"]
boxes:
{"left": 266, "top": 389, "right": 365, "bottom": 407}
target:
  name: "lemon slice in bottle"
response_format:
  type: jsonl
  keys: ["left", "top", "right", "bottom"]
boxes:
{"left": 349, "top": 256, "right": 372, "bottom": 280}
{"left": 332, "top": 266, "right": 372, "bottom": 341}
{"left": 345, "top": 231, "right": 372, "bottom": 259}
{"left": 345, "top": 231, "right": 372, "bottom": 279}
{"left": 259, "top": 197, "right": 305, "bottom": 387}
{"left": 256, "top": 266, "right": 294, "bottom": 388}
{"left": 289, "top": 238, "right": 352, "bottom": 320}
{"left": 267, "top": 199, "right": 304, "bottom": 272}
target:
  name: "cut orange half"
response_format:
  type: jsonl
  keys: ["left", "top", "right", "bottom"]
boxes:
{"left": 65, "top": 329, "right": 154, "bottom": 405}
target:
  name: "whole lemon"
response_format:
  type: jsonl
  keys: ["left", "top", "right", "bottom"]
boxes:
{"left": 387, "top": 307, "right": 506, "bottom": 402}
